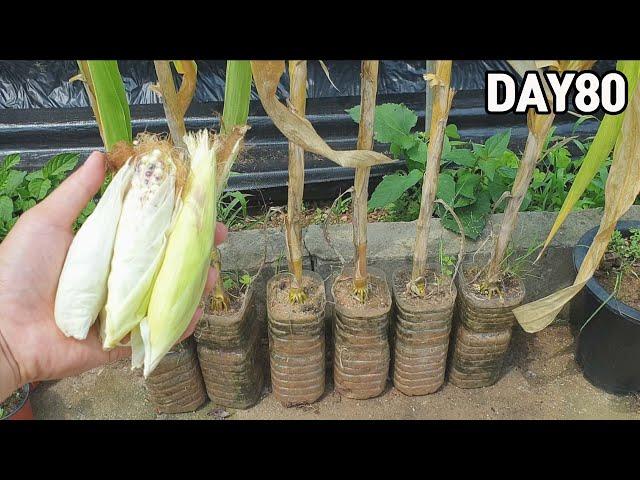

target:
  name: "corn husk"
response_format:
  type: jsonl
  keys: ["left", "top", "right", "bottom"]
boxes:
{"left": 513, "top": 81, "right": 640, "bottom": 332}
{"left": 54, "top": 161, "right": 134, "bottom": 339}
{"left": 101, "top": 146, "right": 179, "bottom": 349}
{"left": 134, "top": 127, "right": 247, "bottom": 377}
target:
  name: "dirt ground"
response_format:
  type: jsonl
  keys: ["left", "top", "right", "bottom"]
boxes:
{"left": 31, "top": 324, "right": 640, "bottom": 420}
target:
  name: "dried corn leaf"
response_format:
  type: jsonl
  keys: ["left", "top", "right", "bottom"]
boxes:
{"left": 513, "top": 81, "right": 640, "bottom": 332}
{"left": 537, "top": 60, "right": 640, "bottom": 259}
{"left": 250, "top": 60, "right": 393, "bottom": 169}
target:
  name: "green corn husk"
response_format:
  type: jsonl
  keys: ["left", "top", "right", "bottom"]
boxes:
{"left": 55, "top": 161, "right": 134, "bottom": 339}
{"left": 101, "top": 144, "right": 180, "bottom": 349}
{"left": 133, "top": 127, "right": 247, "bottom": 377}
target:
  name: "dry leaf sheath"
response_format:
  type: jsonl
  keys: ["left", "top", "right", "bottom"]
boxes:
{"left": 285, "top": 60, "right": 308, "bottom": 304}
{"left": 410, "top": 60, "right": 454, "bottom": 294}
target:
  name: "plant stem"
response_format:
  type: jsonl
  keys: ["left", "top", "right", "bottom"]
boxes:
{"left": 411, "top": 60, "right": 454, "bottom": 293}
{"left": 285, "top": 60, "right": 308, "bottom": 303}
{"left": 485, "top": 106, "right": 555, "bottom": 285}
{"left": 154, "top": 61, "right": 187, "bottom": 151}
{"left": 222, "top": 60, "right": 252, "bottom": 134}
{"left": 352, "top": 60, "right": 379, "bottom": 302}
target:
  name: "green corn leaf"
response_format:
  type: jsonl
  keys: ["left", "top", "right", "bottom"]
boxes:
{"left": 85, "top": 61, "right": 132, "bottom": 151}
{"left": 539, "top": 60, "right": 640, "bottom": 256}
{"left": 222, "top": 60, "right": 252, "bottom": 133}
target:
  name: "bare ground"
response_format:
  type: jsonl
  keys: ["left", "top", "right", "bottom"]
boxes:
{"left": 30, "top": 324, "right": 640, "bottom": 420}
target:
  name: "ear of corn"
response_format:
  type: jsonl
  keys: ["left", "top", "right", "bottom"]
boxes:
{"left": 134, "top": 130, "right": 216, "bottom": 376}
{"left": 101, "top": 147, "right": 178, "bottom": 349}
{"left": 54, "top": 161, "right": 134, "bottom": 339}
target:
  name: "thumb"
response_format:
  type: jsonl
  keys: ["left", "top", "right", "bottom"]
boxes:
{"left": 36, "top": 151, "right": 106, "bottom": 228}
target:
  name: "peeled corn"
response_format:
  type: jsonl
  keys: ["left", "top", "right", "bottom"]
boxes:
{"left": 55, "top": 160, "right": 134, "bottom": 339}
{"left": 134, "top": 128, "right": 247, "bottom": 377}
{"left": 134, "top": 130, "right": 217, "bottom": 376}
{"left": 101, "top": 148, "right": 178, "bottom": 349}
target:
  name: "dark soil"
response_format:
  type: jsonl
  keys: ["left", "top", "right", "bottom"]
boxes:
{"left": 333, "top": 272, "right": 390, "bottom": 312}
{"left": 463, "top": 265, "right": 524, "bottom": 302}
{"left": 268, "top": 274, "right": 324, "bottom": 318}
{"left": 594, "top": 266, "right": 640, "bottom": 311}
{"left": 204, "top": 286, "right": 244, "bottom": 316}
{"left": 394, "top": 268, "right": 455, "bottom": 309}
{"left": 1, "top": 385, "right": 27, "bottom": 419}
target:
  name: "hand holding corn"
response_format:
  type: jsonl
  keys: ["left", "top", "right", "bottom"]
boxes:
{"left": 0, "top": 150, "right": 227, "bottom": 402}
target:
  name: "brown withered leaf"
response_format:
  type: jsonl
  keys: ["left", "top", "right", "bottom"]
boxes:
{"left": 513, "top": 81, "right": 640, "bottom": 332}
{"left": 250, "top": 61, "right": 394, "bottom": 169}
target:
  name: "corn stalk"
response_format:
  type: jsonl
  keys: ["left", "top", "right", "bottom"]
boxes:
{"left": 153, "top": 60, "right": 197, "bottom": 151}
{"left": 284, "top": 60, "right": 308, "bottom": 303}
{"left": 352, "top": 60, "right": 379, "bottom": 302}
{"left": 410, "top": 60, "right": 454, "bottom": 295}
{"left": 73, "top": 60, "right": 132, "bottom": 152}
{"left": 483, "top": 60, "right": 594, "bottom": 292}
{"left": 211, "top": 60, "right": 253, "bottom": 312}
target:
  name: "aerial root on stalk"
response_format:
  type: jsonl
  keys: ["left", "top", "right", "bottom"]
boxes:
{"left": 352, "top": 285, "right": 369, "bottom": 303}
{"left": 289, "top": 287, "right": 308, "bottom": 304}
{"left": 478, "top": 280, "right": 503, "bottom": 300}
{"left": 407, "top": 278, "right": 426, "bottom": 297}
{"left": 211, "top": 292, "right": 230, "bottom": 313}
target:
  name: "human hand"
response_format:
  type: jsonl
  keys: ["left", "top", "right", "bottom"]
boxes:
{"left": 0, "top": 151, "right": 227, "bottom": 401}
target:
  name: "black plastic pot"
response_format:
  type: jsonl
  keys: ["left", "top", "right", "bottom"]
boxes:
{"left": 572, "top": 220, "right": 640, "bottom": 394}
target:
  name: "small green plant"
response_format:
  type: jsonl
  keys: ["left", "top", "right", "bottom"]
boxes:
{"left": 217, "top": 190, "right": 251, "bottom": 230}
{"left": 351, "top": 103, "right": 615, "bottom": 241}
{"left": 438, "top": 240, "right": 455, "bottom": 278}
{"left": 331, "top": 194, "right": 352, "bottom": 216}
{"left": 221, "top": 270, "right": 253, "bottom": 293}
{"left": 606, "top": 228, "right": 640, "bottom": 274}
{"left": 0, "top": 152, "right": 96, "bottom": 240}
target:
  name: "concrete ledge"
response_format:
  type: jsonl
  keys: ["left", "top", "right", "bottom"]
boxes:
{"left": 219, "top": 206, "right": 640, "bottom": 323}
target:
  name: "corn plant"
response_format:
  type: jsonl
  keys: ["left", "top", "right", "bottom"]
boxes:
{"left": 537, "top": 60, "right": 640, "bottom": 259}
{"left": 284, "top": 60, "right": 308, "bottom": 303}
{"left": 73, "top": 60, "right": 132, "bottom": 152}
{"left": 351, "top": 60, "right": 379, "bottom": 302}
{"left": 514, "top": 78, "right": 640, "bottom": 332}
{"left": 410, "top": 60, "right": 454, "bottom": 295}
{"left": 210, "top": 60, "right": 253, "bottom": 312}
{"left": 481, "top": 60, "right": 595, "bottom": 295}
{"left": 153, "top": 60, "right": 197, "bottom": 150}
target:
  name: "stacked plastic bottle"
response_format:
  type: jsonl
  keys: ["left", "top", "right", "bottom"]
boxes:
{"left": 267, "top": 271, "right": 326, "bottom": 406}
{"left": 449, "top": 272, "right": 525, "bottom": 388}
{"left": 145, "top": 338, "right": 207, "bottom": 414}
{"left": 195, "top": 288, "right": 264, "bottom": 408}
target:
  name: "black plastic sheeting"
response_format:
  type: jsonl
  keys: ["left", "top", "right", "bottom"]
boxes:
{"left": 0, "top": 60, "right": 617, "bottom": 109}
